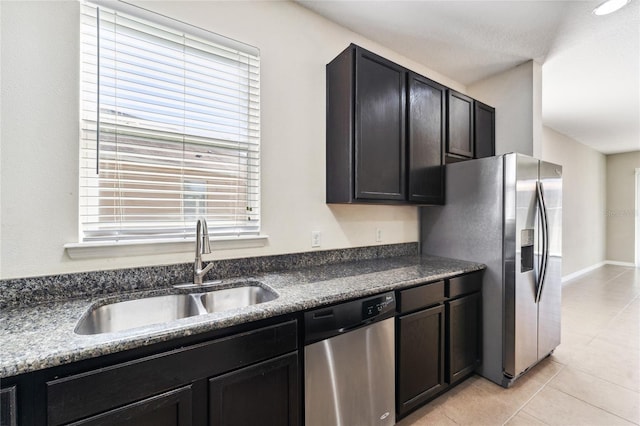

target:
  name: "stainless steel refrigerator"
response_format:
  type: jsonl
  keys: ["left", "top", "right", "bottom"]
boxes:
{"left": 421, "top": 153, "right": 562, "bottom": 387}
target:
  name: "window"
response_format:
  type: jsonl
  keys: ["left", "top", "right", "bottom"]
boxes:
{"left": 79, "top": 2, "right": 260, "bottom": 245}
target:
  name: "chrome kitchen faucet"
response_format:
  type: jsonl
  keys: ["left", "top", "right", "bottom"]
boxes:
{"left": 194, "top": 218, "right": 214, "bottom": 285}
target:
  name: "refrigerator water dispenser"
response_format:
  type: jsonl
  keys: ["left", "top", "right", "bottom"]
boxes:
{"left": 521, "top": 229, "right": 534, "bottom": 272}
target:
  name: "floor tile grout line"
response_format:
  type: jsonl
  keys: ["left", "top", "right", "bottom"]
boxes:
{"left": 512, "top": 409, "right": 551, "bottom": 425}
{"left": 563, "top": 267, "right": 635, "bottom": 290}
{"left": 548, "top": 386, "right": 639, "bottom": 425}
{"left": 566, "top": 363, "right": 640, "bottom": 394}
{"left": 603, "top": 269, "right": 638, "bottom": 286}
{"left": 442, "top": 411, "right": 460, "bottom": 425}
{"left": 589, "top": 293, "right": 639, "bottom": 342}
{"left": 500, "top": 361, "right": 567, "bottom": 425}
{"left": 562, "top": 266, "right": 630, "bottom": 286}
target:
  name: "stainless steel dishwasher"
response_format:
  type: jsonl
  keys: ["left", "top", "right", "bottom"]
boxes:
{"left": 304, "top": 292, "right": 396, "bottom": 426}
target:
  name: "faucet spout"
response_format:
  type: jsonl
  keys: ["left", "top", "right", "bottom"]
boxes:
{"left": 194, "top": 218, "right": 213, "bottom": 285}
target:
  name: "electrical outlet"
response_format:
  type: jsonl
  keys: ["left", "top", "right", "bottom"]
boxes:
{"left": 376, "top": 228, "right": 383, "bottom": 242}
{"left": 311, "top": 231, "right": 321, "bottom": 248}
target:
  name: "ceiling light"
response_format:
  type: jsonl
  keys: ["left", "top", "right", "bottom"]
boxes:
{"left": 593, "top": 0, "right": 631, "bottom": 15}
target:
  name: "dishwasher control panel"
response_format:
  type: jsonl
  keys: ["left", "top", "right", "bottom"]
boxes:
{"left": 362, "top": 294, "right": 395, "bottom": 320}
{"left": 304, "top": 292, "right": 396, "bottom": 344}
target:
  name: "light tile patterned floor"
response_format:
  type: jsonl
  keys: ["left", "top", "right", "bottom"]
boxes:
{"left": 399, "top": 265, "right": 640, "bottom": 426}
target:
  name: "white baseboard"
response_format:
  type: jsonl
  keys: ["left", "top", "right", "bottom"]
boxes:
{"left": 563, "top": 260, "right": 638, "bottom": 283}
{"left": 604, "top": 260, "right": 637, "bottom": 267}
{"left": 562, "top": 262, "right": 606, "bottom": 283}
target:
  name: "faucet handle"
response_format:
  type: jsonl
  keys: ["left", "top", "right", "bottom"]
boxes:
{"left": 199, "top": 218, "right": 212, "bottom": 254}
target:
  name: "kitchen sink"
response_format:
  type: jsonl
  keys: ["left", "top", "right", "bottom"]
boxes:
{"left": 74, "top": 284, "right": 278, "bottom": 335}
{"left": 199, "top": 285, "right": 278, "bottom": 313}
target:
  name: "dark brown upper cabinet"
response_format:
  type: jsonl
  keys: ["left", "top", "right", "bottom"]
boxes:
{"left": 407, "top": 73, "right": 446, "bottom": 204}
{"left": 326, "top": 44, "right": 493, "bottom": 204}
{"left": 326, "top": 44, "right": 447, "bottom": 205}
{"left": 326, "top": 44, "right": 406, "bottom": 203}
{"left": 474, "top": 101, "right": 495, "bottom": 159}
{"left": 446, "top": 90, "right": 475, "bottom": 160}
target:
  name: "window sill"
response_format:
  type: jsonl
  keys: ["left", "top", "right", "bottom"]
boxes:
{"left": 64, "top": 235, "right": 269, "bottom": 260}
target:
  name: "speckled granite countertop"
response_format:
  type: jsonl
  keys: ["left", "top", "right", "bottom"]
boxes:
{"left": 0, "top": 254, "right": 484, "bottom": 378}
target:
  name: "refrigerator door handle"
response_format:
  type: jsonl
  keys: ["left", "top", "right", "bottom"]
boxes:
{"left": 535, "top": 181, "right": 549, "bottom": 303}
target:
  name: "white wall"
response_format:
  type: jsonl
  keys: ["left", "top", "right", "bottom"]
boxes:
{"left": 541, "top": 126, "right": 607, "bottom": 276}
{"left": 606, "top": 151, "right": 640, "bottom": 264}
{"left": 1, "top": 1, "right": 81, "bottom": 279}
{"left": 0, "top": 1, "right": 467, "bottom": 279}
{"left": 467, "top": 60, "right": 543, "bottom": 157}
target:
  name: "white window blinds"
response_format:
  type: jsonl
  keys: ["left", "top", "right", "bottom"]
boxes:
{"left": 80, "top": 2, "right": 260, "bottom": 243}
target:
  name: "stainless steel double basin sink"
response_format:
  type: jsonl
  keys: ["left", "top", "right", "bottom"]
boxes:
{"left": 75, "top": 283, "right": 278, "bottom": 335}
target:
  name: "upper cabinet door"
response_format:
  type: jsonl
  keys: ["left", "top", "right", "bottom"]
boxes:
{"left": 354, "top": 48, "right": 406, "bottom": 201}
{"left": 407, "top": 73, "right": 445, "bottom": 204}
{"left": 446, "top": 90, "right": 474, "bottom": 159}
{"left": 474, "top": 101, "right": 495, "bottom": 159}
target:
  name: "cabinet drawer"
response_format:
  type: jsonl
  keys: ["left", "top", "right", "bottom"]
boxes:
{"left": 47, "top": 320, "right": 297, "bottom": 425}
{"left": 68, "top": 386, "right": 193, "bottom": 426}
{"left": 446, "top": 272, "right": 482, "bottom": 299}
{"left": 398, "top": 281, "right": 444, "bottom": 314}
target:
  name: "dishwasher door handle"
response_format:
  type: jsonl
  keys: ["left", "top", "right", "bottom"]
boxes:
{"left": 311, "top": 309, "right": 334, "bottom": 319}
{"left": 337, "top": 319, "right": 372, "bottom": 334}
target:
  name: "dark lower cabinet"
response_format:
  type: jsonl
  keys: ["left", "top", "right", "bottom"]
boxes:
{"left": 396, "top": 271, "right": 483, "bottom": 419}
{"left": 209, "top": 353, "right": 299, "bottom": 426}
{"left": 0, "top": 386, "right": 17, "bottom": 426}
{"left": 39, "top": 320, "right": 298, "bottom": 426}
{"left": 447, "top": 292, "right": 482, "bottom": 384}
{"left": 69, "top": 386, "right": 193, "bottom": 426}
{"left": 397, "top": 304, "right": 445, "bottom": 417}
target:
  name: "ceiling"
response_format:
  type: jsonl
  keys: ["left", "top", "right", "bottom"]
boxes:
{"left": 297, "top": 0, "right": 640, "bottom": 154}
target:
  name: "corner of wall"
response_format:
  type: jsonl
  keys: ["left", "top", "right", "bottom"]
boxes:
{"left": 467, "top": 61, "right": 536, "bottom": 156}
{"left": 532, "top": 61, "right": 543, "bottom": 159}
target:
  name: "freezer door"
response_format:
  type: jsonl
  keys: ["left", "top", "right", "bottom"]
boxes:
{"left": 503, "top": 154, "right": 539, "bottom": 378}
{"left": 537, "top": 161, "right": 562, "bottom": 359}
